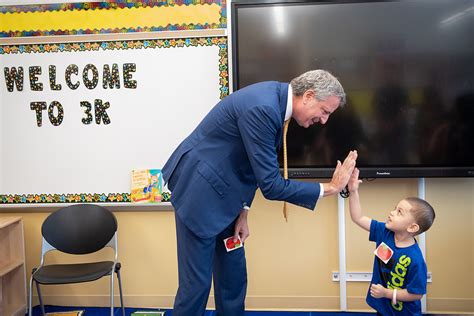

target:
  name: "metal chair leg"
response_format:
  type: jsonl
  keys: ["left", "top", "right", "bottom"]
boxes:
{"left": 28, "top": 276, "right": 34, "bottom": 316}
{"left": 110, "top": 270, "right": 115, "bottom": 316}
{"left": 116, "top": 268, "right": 125, "bottom": 316}
{"left": 36, "top": 281, "right": 46, "bottom": 316}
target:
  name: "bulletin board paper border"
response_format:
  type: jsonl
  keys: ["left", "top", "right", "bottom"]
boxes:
{"left": 0, "top": 36, "right": 228, "bottom": 205}
{"left": 0, "top": 0, "right": 222, "bottom": 13}
{"left": 0, "top": 191, "right": 172, "bottom": 204}
{"left": 0, "top": 0, "right": 227, "bottom": 38}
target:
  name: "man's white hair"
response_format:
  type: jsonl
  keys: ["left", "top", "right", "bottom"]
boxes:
{"left": 290, "top": 69, "right": 346, "bottom": 106}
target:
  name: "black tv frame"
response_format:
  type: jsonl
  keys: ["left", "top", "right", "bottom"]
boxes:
{"left": 231, "top": 0, "right": 474, "bottom": 179}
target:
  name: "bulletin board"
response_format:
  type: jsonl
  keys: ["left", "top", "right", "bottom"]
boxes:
{"left": 0, "top": 37, "right": 229, "bottom": 204}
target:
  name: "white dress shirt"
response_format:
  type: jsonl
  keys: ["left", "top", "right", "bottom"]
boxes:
{"left": 285, "top": 86, "right": 324, "bottom": 199}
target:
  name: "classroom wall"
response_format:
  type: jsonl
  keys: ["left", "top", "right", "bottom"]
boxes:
{"left": 1, "top": 178, "right": 473, "bottom": 313}
{"left": 1, "top": 1, "right": 473, "bottom": 314}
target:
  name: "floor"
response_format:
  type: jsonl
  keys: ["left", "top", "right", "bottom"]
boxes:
{"left": 29, "top": 305, "right": 377, "bottom": 316}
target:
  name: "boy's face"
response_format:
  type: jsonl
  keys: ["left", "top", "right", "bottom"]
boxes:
{"left": 386, "top": 199, "right": 418, "bottom": 234}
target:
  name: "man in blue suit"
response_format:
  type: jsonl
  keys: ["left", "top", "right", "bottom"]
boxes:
{"left": 162, "top": 69, "right": 358, "bottom": 316}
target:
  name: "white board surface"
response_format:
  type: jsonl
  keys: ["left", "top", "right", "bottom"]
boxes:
{"left": 0, "top": 38, "right": 227, "bottom": 201}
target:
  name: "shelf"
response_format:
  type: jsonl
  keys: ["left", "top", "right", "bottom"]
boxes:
{"left": 0, "top": 202, "right": 173, "bottom": 212}
{"left": 0, "top": 217, "right": 21, "bottom": 228}
{"left": 0, "top": 216, "right": 26, "bottom": 316}
{"left": 0, "top": 260, "right": 23, "bottom": 277}
{"left": 4, "top": 302, "right": 27, "bottom": 316}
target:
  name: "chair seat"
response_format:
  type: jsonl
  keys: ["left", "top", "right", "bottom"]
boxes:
{"left": 33, "top": 261, "right": 116, "bottom": 284}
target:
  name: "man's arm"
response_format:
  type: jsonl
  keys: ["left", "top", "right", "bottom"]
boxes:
{"left": 237, "top": 106, "right": 320, "bottom": 208}
{"left": 348, "top": 168, "right": 371, "bottom": 231}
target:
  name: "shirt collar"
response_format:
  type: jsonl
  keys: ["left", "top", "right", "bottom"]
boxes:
{"left": 285, "top": 85, "right": 293, "bottom": 121}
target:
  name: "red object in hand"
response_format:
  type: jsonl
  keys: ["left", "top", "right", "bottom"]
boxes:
{"left": 226, "top": 237, "right": 241, "bottom": 249}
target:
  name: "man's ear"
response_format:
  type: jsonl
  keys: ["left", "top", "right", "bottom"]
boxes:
{"left": 408, "top": 223, "right": 420, "bottom": 234}
{"left": 303, "top": 90, "right": 315, "bottom": 103}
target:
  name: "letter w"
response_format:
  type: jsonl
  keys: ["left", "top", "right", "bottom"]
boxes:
{"left": 4, "top": 67, "right": 24, "bottom": 92}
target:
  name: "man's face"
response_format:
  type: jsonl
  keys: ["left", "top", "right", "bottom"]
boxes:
{"left": 293, "top": 91, "right": 340, "bottom": 128}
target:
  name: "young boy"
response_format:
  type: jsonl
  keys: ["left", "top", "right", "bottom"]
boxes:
{"left": 348, "top": 168, "right": 435, "bottom": 315}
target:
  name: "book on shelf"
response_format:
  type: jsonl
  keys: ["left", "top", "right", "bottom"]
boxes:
{"left": 131, "top": 169, "right": 163, "bottom": 203}
{"left": 149, "top": 168, "right": 163, "bottom": 202}
{"left": 130, "top": 311, "right": 165, "bottom": 316}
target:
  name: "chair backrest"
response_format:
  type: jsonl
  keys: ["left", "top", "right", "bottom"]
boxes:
{"left": 42, "top": 204, "right": 117, "bottom": 255}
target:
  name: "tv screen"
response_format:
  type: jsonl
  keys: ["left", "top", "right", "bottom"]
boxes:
{"left": 231, "top": 0, "right": 474, "bottom": 178}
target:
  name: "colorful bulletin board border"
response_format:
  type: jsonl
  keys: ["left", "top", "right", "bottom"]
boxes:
{"left": 0, "top": 36, "right": 228, "bottom": 205}
{"left": 0, "top": 0, "right": 226, "bottom": 38}
{"left": 0, "top": 191, "right": 171, "bottom": 204}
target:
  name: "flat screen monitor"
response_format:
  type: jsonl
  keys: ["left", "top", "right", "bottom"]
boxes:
{"left": 231, "top": 0, "right": 474, "bottom": 178}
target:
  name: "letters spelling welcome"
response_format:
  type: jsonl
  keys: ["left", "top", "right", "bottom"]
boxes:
{"left": 3, "top": 63, "right": 137, "bottom": 127}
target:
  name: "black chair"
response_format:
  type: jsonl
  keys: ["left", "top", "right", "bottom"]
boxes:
{"left": 28, "top": 204, "right": 125, "bottom": 316}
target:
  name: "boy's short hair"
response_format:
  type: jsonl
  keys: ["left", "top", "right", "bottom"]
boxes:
{"left": 405, "top": 197, "right": 436, "bottom": 235}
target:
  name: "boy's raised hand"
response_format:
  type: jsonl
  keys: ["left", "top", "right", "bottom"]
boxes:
{"left": 325, "top": 150, "right": 358, "bottom": 196}
{"left": 348, "top": 168, "right": 362, "bottom": 192}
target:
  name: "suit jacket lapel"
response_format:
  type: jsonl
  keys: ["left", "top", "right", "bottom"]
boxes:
{"left": 276, "top": 82, "right": 289, "bottom": 152}
{"left": 279, "top": 82, "right": 289, "bottom": 123}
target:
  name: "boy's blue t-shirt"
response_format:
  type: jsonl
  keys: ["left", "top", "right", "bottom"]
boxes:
{"left": 367, "top": 220, "right": 427, "bottom": 315}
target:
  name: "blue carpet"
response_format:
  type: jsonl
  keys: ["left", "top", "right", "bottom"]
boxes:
{"left": 30, "top": 305, "right": 376, "bottom": 316}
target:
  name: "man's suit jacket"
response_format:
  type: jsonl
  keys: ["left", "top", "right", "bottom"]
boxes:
{"left": 162, "top": 81, "right": 320, "bottom": 238}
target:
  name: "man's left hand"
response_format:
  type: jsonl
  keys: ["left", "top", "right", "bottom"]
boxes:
{"left": 234, "top": 209, "right": 250, "bottom": 243}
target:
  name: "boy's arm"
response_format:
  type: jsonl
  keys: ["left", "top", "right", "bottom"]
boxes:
{"left": 348, "top": 168, "right": 371, "bottom": 231}
{"left": 370, "top": 285, "right": 423, "bottom": 301}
